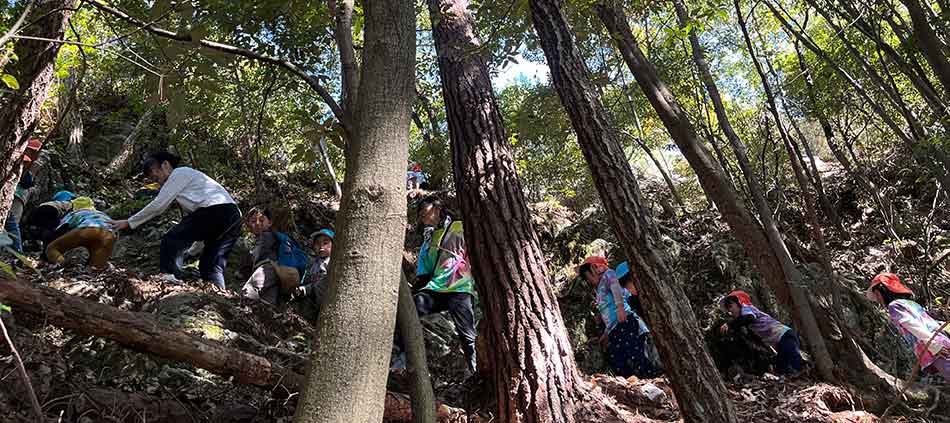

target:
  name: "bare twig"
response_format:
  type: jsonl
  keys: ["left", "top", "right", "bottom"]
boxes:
{"left": 0, "top": 0, "right": 36, "bottom": 52}
{"left": 0, "top": 314, "right": 44, "bottom": 423}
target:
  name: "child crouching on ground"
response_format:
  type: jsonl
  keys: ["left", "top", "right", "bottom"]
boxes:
{"left": 720, "top": 290, "right": 804, "bottom": 375}
{"left": 868, "top": 273, "right": 950, "bottom": 379}
{"left": 46, "top": 197, "right": 116, "bottom": 270}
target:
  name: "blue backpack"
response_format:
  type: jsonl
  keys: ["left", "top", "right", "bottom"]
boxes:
{"left": 273, "top": 231, "right": 310, "bottom": 284}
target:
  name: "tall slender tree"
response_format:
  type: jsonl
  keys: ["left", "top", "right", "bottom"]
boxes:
{"left": 428, "top": 0, "right": 605, "bottom": 421}
{"left": 292, "top": 0, "right": 415, "bottom": 421}
{"left": 527, "top": 0, "right": 738, "bottom": 421}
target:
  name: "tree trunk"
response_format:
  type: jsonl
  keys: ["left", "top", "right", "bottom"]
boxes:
{"left": 330, "top": 0, "right": 359, "bottom": 125}
{"left": 530, "top": 1, "right": 738, "bottom": 422}
{"left": 104, "top": 107, "right": 155, "bottom": 177}
{"left": 429, "top": 1, "right": 600, "bottom": 421}
{"left": 292, "top": 1, "right": 415, "bottom": 422}
{"left": 396, "top": 274, "right": 436, "bottom": 423}
{"left": 0, "top": 0, "right": 76, "bottom": 220}
{"left": 901, "top": 0, "right": 950, "bottom": 100}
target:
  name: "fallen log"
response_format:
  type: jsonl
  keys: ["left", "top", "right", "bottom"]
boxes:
{"left": 0, "top": 276, "right": 303, "bottom": 390}
{"left": 0, "top": 277, "right": 469, "bottom": 422}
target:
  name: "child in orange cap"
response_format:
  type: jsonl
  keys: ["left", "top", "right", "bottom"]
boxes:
{"left": 579, "top": 255, "right": 660, "bottom": 378}
{"left": 868, "top": 273, "right": 950, "bottom": 379}
{"left": 720, "top": 290, "right": 803, "bottom": 375}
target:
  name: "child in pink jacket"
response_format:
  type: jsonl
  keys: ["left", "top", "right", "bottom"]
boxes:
{"left": 867, "top": 273, "right": 950, "bottom": 379}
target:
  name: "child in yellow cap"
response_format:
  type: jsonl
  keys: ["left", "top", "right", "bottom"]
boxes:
{"left": 46, "top": 197, "right": 116, "bottom": 270}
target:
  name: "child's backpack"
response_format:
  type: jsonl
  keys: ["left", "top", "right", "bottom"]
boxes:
{"left": 272, "top": 231, "right": 310, "bottom": 293}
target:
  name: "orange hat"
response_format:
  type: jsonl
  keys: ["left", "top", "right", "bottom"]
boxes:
{"left": 722, "top": 290, "right": 753, "bottom": 307}
{"left": 22, "top": 138, "right": 42, "bottom": 162}
{"left": 578, "top": 255, "right": 609, "bottom": 276}
{"left": 582, "top": 255, "right": 609, "bottom": 268}
{"left": 867, "top": 273, "right": 913, "bottom": 299}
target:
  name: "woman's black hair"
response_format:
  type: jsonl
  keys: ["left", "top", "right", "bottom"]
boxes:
{"left": 417, "top": 195, "right": 443, "bottom": 214}
{"left": 141, "top": 151, "right": 181, "bottom": 176}
{"left": 874, "top": 285, "right": 913, "bottom": 305}
{"left": 578, "top": 263, "right": 594, "bottom": 280}
{"left": 723, "top": 295, "right": 741, "bottom": 308}
{"left": 618, "top": 273, "right": 633, "bottom": 286}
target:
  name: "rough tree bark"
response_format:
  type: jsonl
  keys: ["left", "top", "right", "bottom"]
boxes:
{"left": 429, "top": 0, "right": 603, "bottom": 421}
{"left": 292, "top": 1, "right": 415, "bottom": 422}
{"left": 529, "top": 1, "right": 738, "bottom": 422}
{"left": 0, "top": 0, "right": 76, "bottom": 220}
{"left": 104, "top": 107, "right": 155, "bottom": 176}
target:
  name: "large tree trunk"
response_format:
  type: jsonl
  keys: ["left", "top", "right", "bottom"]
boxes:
{"left": 104, "top": 107, "right": 155, "bottom": 177}
{"left": 528, "top": 1, "right": 738, "bottom": 422}
{"left": 292, "top": 1, "right": 415, "bottom": 422}
{"left": 0, "top": 0, "right": 76, "bottom": 220}
{"left": 0, "top": 276, "right": 462, "bottom": 422}
{"left": 428, "top": 1, "right": 600, "bottom": 421}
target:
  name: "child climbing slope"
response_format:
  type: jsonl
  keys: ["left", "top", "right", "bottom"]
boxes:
{"left": 580, "top": 255, "right": 659, "bottom": 378}
{"left": 46, "top": 197, "right": 116, "bottom": 270}
{"left": 867, "top": 273, "right": 950, "bottom": 379}
{"left": 720, "top": 290, "right": 804, "bottom": 375}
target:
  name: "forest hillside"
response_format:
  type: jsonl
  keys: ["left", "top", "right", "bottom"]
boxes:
{"left": 1, "top": 0, "right": 949, "bottom": 422}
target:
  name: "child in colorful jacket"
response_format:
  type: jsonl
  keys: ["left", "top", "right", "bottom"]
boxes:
{"left": 720, "top": 290, "right": 804, "bottom": 375}
{"left": 414, "top": 196, "right": 476, "bottom": 374}
{"left": 580, "top": 256, "right": 660, "bottom": 378}
{"left": 46, "top": 197, "right": 116, "bottom": 270}
{"left": 867, "top": 273, "right": 950, "bottom": 379}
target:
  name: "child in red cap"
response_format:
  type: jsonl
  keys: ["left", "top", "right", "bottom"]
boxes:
{"left": 868, "top": 273, "right": 950, "bottom": 379}
{"left": 579, "top": 255, "right": 660, "bottom": 378}
{"left": 720, "top": 290, "right": 804, "bottom": 375}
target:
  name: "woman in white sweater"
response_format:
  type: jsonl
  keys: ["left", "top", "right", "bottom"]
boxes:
{"left": 112, "top": 152, "right": 241, "bottom": 289}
